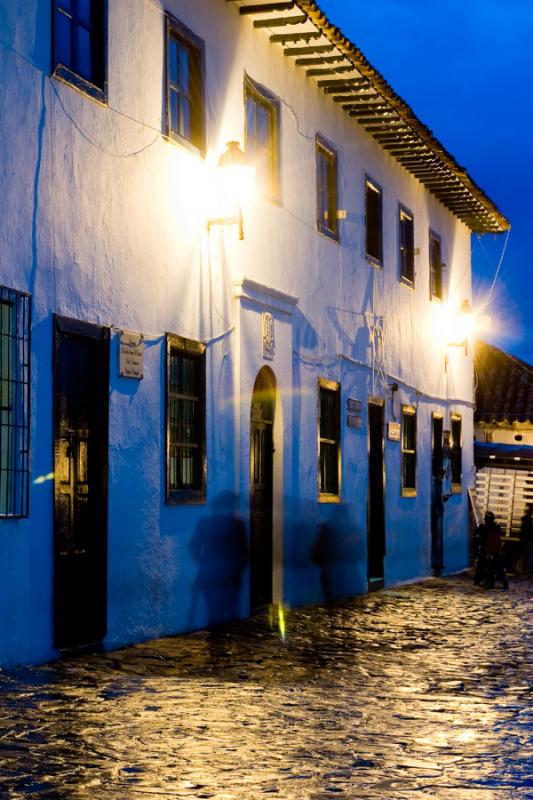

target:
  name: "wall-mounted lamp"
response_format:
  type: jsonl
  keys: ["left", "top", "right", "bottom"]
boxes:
{"left": 207, "top": 141, "right": 255, "bottom": 240}
{"left": 446, "top": 300, "right": 475, "bottom": 352}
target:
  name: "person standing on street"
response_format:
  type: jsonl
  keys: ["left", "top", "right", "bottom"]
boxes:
{"left": 431, "top": 466, "right": 450, "bottom": 576}
{"left": 474, "top": 510, "right": 509, "bottom": 589}
{"left": 519, "top": 505, "right": 533, "bottom": 573}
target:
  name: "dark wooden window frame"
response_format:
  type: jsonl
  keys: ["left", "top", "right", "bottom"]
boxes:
{"left": 401, "top": 404, "right": 417, "bottom": 497}
{"left": 316, "top": 135, "right": 339, "bottom": 242}
{"left": 166, "top": 334, "right": 206, "bottom": 504}
{"left": 399, "top": 204, "right": 415, "bottom": 286}
{"left": 365, "top": 177, "right": 383, "bottom": 266}
{"left": 244, "top": 74, "right": 280, "bottom": 201}
{"left": 429, "top": 229, "right": 445, "bottom": 301}
{"left": 165, "top": 15, "right": 206, "bottom": 156}
{"left": 318, "top": 377, "right": 341, "bottom": 501}
{"left": 450, "top": 413, "right": 462, "bottom": 492}
{"left": 0, "top": 287, "right": 31, "bottom": 519}
{"left": 52, "top": 0, "right": 107, "bottom": 102}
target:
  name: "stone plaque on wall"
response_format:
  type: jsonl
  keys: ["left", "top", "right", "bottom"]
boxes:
{"left": 262, "top": 312, "right": 274, "bottom": 360}
{"left": 387, "top": 421, "right": 401, "bottom": 441}
{"left": 119, "top": 331, "right": 144, "bottom": 379}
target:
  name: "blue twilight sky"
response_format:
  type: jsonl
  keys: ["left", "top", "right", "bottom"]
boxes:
{"left": 318, "top": 0, "right": 533, "bottom": 364}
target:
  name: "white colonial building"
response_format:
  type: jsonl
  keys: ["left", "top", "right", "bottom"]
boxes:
{"left": 0, "top": 0, "right": 508, "bottom": 667}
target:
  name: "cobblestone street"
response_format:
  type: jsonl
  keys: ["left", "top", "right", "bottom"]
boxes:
{"left": 0, "top": 573, "right": 532, "bottom": 799}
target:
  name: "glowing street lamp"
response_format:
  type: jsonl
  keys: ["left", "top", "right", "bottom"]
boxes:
{"left": 447, "top": 300, "right": 476, "bottom": 349}
{"left": 207, "top": 141, "right": 255, "bottom": 240}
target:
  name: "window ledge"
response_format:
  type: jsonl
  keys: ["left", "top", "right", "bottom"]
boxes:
{"left": 317, "top": 226, "right": 340, "bottom": 244}
{"left": 450, "top": 484, "right": 462, "bottom": 494}
{"left": 318, "top": 493, "right": 341, "bottom": 503}
{"left": 400, "top": 276, "right": 415, "bottom": 289}
{"left": 401, "top": 488, "right": 417, "bottom": 498}
{"left": 366, "top": 255, "right": 383, "bottom": 269}
{"left": 165, "top": 130, "right": 205, "bottom": 159}
{"left": 166, "top": 491, "right": 206, "bottom": 505}
{"left": 53, "top": 65, "right": 107, "bottom": 105}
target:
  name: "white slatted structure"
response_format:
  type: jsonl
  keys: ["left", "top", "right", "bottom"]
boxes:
{"left": 475, "top": 467, "right": 533, "bottom": 534}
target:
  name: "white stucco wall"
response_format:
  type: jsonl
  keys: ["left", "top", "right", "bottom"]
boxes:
{"left": 0, "top": 0, "right": 477, "bottom": 667}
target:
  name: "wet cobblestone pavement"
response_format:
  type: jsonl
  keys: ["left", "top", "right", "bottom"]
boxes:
{"left": 0, "top": 573, "right": 532, "bottom": 799}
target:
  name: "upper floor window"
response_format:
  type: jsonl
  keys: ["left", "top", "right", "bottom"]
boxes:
{"left": 53, "top": 1, "right": 106, "bottom": 99}
{"left": 166, "top": 335, "right": 206, "bottom": 503}
{"left": 316, "top": 136, "right": 339, "bottom": 241}
{"left": 366, "top": 178, "right": 383, "bottom": 265}
{"left": 401, "top": 405, "right": 417, "bottom": 496}
{"left": 318, "top": 378, "right": 340, "bottom": 499}
{"left": 399, "top": 206, "right": 415, "bottom": 284}
{"left": 245, "top": 76, "right": 279, "bottom": 199}
{"left": 429, "top": 230, "right": 444, "bottom": 300}
{"left": 1, "top": 287, "right": 31, "bottom": 518}
{"left": 450, "top": 414, "right": 462, "bottom": 490}
{"left": 166, "top": 17, "right": 205, "bottom": 154}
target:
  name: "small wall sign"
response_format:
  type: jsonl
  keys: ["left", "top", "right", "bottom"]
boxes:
{"left": 119, "top": 331, "right": 144, "bottom": 379}
{"left": 347, "top": 397, "right": 363, "bottom": 428}
{"left": 262, "top": 312, "right": 274, "bottom": 360}
{"left": 387, "top": 421, "right": 401, "bottom": 441}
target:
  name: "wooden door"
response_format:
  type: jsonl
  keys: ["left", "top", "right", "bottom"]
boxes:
{"left": 250, "top": 369, "right": 275, "bottom": 610}
{"left": 368, "top": 402, "right": 385, "bottom": 588}
{"left": 53, "top": 316, "right": 109, "bottom": 649}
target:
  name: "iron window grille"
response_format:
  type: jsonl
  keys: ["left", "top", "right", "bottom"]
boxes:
{"left": 318, "top": 378, "right": 341, "bottom": 499}
{"left": 450, "top": 414, "right": 462, "bottom": 490}
{"left": 399, "top": 207, "right": 415, "bottom": 284}
{"left": 0, "top": 287, "right": 31, "bottom": 518}
{"left": 366, "top": 178, "right": 383, "bottom": 265}
{"left": 401, "top": 405, "right": 417, "bottom": 496}
{"left": 244, "top": 75, "right": 279, "bottom": 199}
{"left": 166, "top": 335, "right": 206, "bottom": 503}
{"left": 166, "top": 16, "right": 205, "bottom": 154}
{"left": 429, "top": 230, "right": 444, "bottom": 300}
{"left": 316, "top": 136, "right": 339, "bottom": 241}
{"left": 53, "top": 0, "right": 106, "bottom": 100}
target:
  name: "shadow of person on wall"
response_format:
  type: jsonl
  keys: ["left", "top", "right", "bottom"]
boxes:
{"left": 189, "top": 492, "right": 248, "bottom": 627}
{"left": 311, "top": 508, "right": 359, "bottom": 604}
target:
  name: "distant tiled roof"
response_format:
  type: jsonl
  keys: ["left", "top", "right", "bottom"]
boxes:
{"left": 474, "top": 340, "right": 533, "bottom": 424}
{"left": 231, "top": 0, "right": 510, "bottom": 233}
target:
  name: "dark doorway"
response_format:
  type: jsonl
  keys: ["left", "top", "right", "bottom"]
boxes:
{"left": 249, "top": 368, "right": 275, "bottom": 610}
{"left": 431, "top": 413, "right": 445, "bottom": 574}
{"left": 53, "top": 316, "right": 109, "bottom": 650}
{"left": 368, "top": 401, "right": 385, "bottom": 589}
{"left": 432, "top": 414, "right": 444, "bottom": 474}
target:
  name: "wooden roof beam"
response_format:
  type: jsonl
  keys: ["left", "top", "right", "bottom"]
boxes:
{"left": 430, "top": 191, "right": 472, "bottom": 200}
{"left": 318, "top": 77, "right": 370, "bottom": 90}
{"left": 283, "top": 43, "right": 334, "bottom": 55}
{"left": 395, "top": 154, "right": 436, "bottom": 164}
{"left": 306, "top": 65, "right": 355, "bottom": 77}
{"left": 357, "top": 115, "right": 401, "bottom": 125}
{"left": 332, "top": 93, "right": 378, "bottom": 103}
{"left": 346, "top": 104, "right": 390, "bottom": 115}
{"left": 254, "top": 14, "right": 307, "bottom": 27}
{"left": 294, "top": 55, "right": 345, "bottom": 66}
{"left": 239, "top": 2, "right": 295, "bottom": 13}
{"left": 374, "top": 134, "right": 418, "bottom": 143}
{"left": 271, "top": 30, "right": 322, "bottom": 43}
{"left": 365, "top": 123, "right": 410, "bottom": 133}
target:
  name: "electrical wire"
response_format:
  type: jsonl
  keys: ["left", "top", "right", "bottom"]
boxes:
{"left": 478, "top": 226, "right": 512, "bottom": 310}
